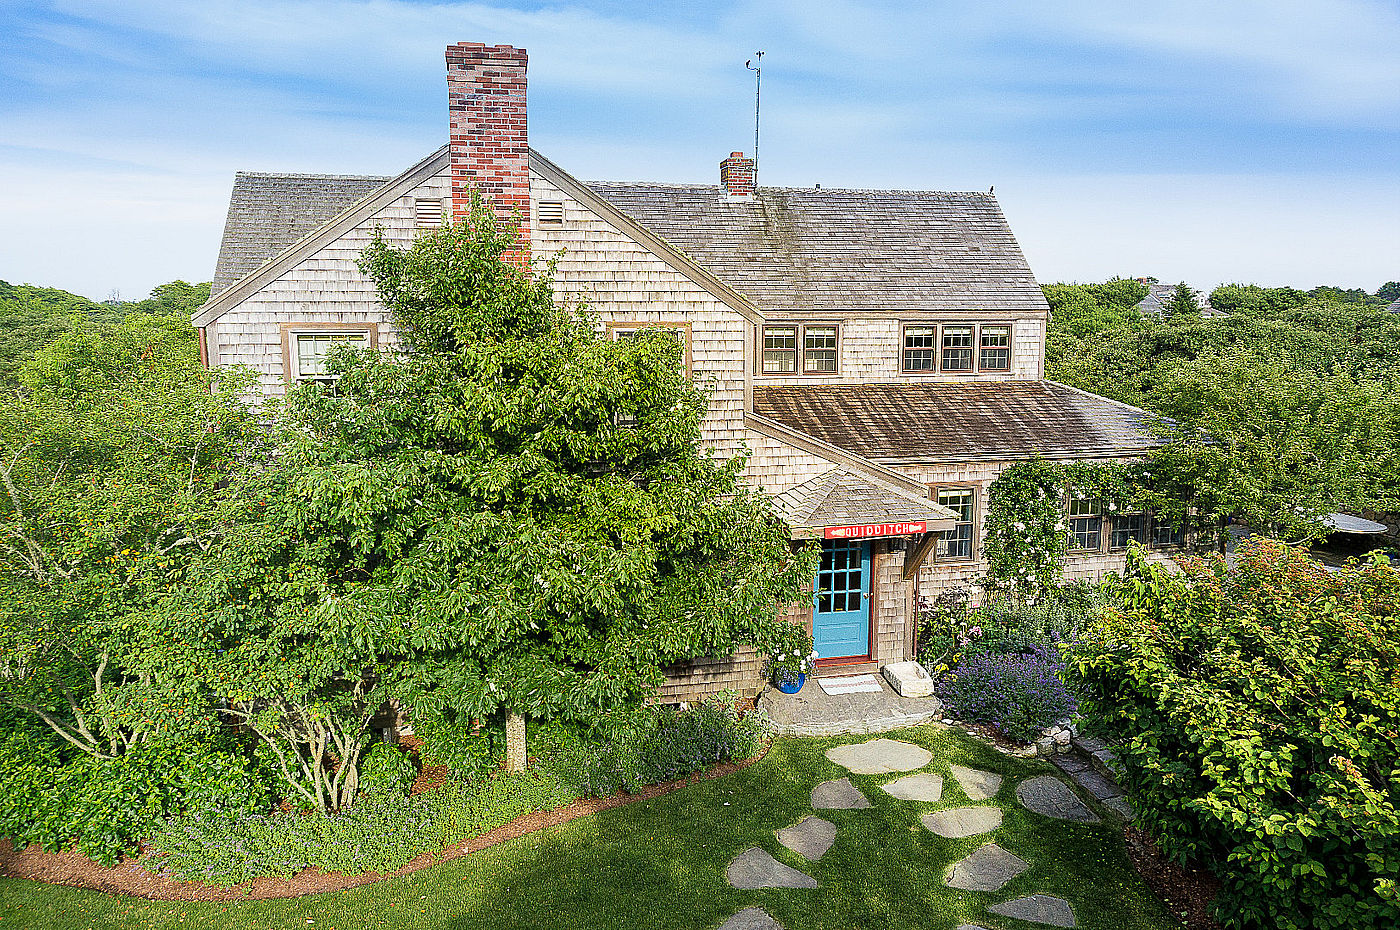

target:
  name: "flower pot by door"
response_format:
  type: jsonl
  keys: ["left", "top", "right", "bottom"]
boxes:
{"left": 774, "top": 671, "right": 806, "bottom": 694}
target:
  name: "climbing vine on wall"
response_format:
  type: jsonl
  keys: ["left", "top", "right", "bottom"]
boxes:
{"left": 982, "top": 459, "right": 1148, "bottom": 593}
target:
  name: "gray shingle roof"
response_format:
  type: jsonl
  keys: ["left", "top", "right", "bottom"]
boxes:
{"left": 211, "top": 171, "right": 390, "bottom": 295}
{"left": 773, "top": 468, "right": 958, "bottom": 537}
{"left": 753, "top": 381, "right": 1159, "bottom": 463}
{"left": 585, "top": 183, "right": 1049, "bottom": 315}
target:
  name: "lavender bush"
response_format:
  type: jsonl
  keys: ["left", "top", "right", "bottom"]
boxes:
{"left": 934, "top": 646, "right": 1078, "bottom": 743}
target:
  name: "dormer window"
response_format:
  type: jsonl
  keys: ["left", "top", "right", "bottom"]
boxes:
{"left": 902, "top": 325, "right": 937, "bottom": 372}
{"left": 979, "top": 325, "right": 1011, "bottom": 371}
{"left": 761, "top": 324, "right": 841, "bottom": 375}
{"left": 940, "top": 326, "right": 974, "bottom": 372}
{"left": 803, "top": 326, "right": 838, "bottom": 373}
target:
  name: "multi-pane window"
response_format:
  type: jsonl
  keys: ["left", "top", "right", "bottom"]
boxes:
{"left": 293, "top": 331, "right": 370, "bottom": 379}
{"left": 762, "top": 325, "right": 798, "bottom": 373}
{"left": 903, "top": 325, "right": 937, "bottom": 372}
{"left": 1109, "top": 513, "right": 1147, "bottom": 550}
{"left": 1152, "top": 520, "right": 1185, "bottom": 548}
{"left": 941, "top": 325, "right": 974, "bottom": 372}
{"left": 979, "top": 325, "right": 1011, "bottom": 371}
{"left": 1068, "top": 498, "right": 1102, "bottom": 551}
{"left": 761, "top": 324, "right": 840, "bottom": 375}
{"left": 803, "top": 326, "right": 838, "bottom": 373}
{"left": 936, "top": 488, "right": 976, "bottom": 560}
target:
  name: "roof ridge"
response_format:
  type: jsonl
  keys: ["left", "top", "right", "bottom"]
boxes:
{"left": 234, "top": 170, "right": 393, "bottom": 181}
{"left": 587, "top": 180, "right": 996, "bottom": 197}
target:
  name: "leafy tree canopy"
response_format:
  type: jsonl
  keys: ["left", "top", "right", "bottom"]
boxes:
{"left": 158, "top": 196, "right": 814, "bottom": 809}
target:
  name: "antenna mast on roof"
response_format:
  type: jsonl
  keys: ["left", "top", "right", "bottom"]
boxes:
{"left": 745, "top": 51, "right": 764, "bottom": 186}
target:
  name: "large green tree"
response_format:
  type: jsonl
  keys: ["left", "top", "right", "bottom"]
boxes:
{"left": 161, "top": 196, "right": 813, "bottom": 809}
{"left": 0, "top": 314, "right": 258, "bottom": 757}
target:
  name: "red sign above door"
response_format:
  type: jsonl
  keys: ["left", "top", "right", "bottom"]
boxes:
{"left": 823, "top": 521, "right": 927, "bottom": 540}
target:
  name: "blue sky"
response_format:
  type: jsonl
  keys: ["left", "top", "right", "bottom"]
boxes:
{"left": 1, "top": 0, "right": 1397, "bottom": 300}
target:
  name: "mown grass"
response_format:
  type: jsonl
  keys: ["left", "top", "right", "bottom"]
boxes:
{"left": 0, "top": 724, "right": 1176, "bottom": 930}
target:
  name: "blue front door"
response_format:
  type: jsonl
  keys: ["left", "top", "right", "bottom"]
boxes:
{"left": 812, "top": 540, "right": 871, "bottom": 660}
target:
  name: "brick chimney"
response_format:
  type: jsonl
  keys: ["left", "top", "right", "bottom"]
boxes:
{"left": 446, "top": 42, "right": 530, "bottom": 254}
{"left": 720, "top": 152, "right": 755, "bottom": 199}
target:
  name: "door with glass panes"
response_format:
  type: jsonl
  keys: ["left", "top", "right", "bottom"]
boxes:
{"left": 812, "top": 540, "right": 871, "bottom": 661}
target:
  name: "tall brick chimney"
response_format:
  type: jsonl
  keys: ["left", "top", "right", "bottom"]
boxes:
{"left": 720, "top": 152, "right": 755, "bottom": 199}
{"left": 446, "top": 42, "right": 529, "bottom": 253}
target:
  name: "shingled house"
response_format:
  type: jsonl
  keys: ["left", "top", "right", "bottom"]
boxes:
{"left": 196, "top": 42, "right": 1165, "bottom": 701}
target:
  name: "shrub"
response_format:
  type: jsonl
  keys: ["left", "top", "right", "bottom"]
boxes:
{"left": 149, "top": 769, "right": 576, "bottom": 884}
{"left": 1067, "top": 541, "right": 1400, "bottom": 930}
{"left": 0, "top": 727, "right": 273, "bottom": 866}
{"left": 547, "top": 695, "right": 770, "bottom": 798}
{"left": 917, "top": 584, "right": 1099, "bottom": 670}
{"left": 934, "top": 648, "right": 1078, "bottom": 743}
{"left": 359, "top": 740, "right": 418, "bottom": 798}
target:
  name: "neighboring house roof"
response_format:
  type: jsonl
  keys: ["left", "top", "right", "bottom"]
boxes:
{"left": 212, "top": 172, "right": 390, "bottom": 296}
{"left": 1321, "top": 512, "right": 1388, "bottom": 534}
{"left": 1135, "top": 282, "right": 1215, "bottom": 318}
{"left": 752, "top": 380, "right": 1158, "bottom": 463}
{"left": 772, "top": 468, "right": 958, "bottom": 538}
{"left": 1385, "top": 297, "right": 1400, "bottom": 314}
{"left": 587, "top": 183, "right": 1048, "bottom": 316}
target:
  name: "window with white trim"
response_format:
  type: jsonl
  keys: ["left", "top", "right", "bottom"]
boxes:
{"left": 762, "top": 325, "right": 798, "bottom": 373}
{"left": 292, "top": 331, "right": 371, "bottom": 380}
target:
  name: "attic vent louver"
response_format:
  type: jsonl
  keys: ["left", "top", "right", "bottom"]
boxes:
{"left": 415, "top": 198, "right": 445, "bottom": 227}
{"left": 537, "top": 201, "right": 564, "bottom": 225}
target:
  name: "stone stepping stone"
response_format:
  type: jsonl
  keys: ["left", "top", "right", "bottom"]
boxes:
{"left": 1066, "top": 766, "right": 1122, "bottom": 802}
{"left": 776, "top": 815, "right": 837, "bottom": 861}
{"left": 920, "top": 805, "right": 1003, "bottom": 838}
{"left": 1103, "top": 796, "right": 1136, "bottom": 820}
{"left": 881, "top": 773, "right": 944, "bottom": 802}
{"left": 825, "top": 738, "right": 932, "bottom": 775}
{"left": 949, "top": 764, "right": 1003, "bottom": 801}
{"left": 955, "top": 926, "right": 991, "bottom": 930}
{"left": 725, "top": 848, "right": 817, "bottom": 889}
{"left": 989, "top": 893, "right": 1077, "bottom": 927}
{"left": 719, "top": 907, "right": 785, "bottom": 930}
{"left": 1016, "top": 775, "right": 1101, "bottom": 823}
{"left": 811, "top": 777, "right": 871, "bottom": 810}
{"left": 945, "top": 842, "right": 1030, "bottom": 891}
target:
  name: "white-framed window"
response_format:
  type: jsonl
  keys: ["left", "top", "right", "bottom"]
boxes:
{"left": 762, "top": 325, "right": 798, "bottom": 373}
{"left": 759, "top": 324, "right": 842, "bottom": 375}
{"left": 291, "top": 331, "right": 371, "bottom": 380}
{"left": 935, "top": 487, "right": 976, "bottom": 561}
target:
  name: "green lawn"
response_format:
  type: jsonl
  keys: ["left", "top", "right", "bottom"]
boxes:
{"left": 0, "top": 725, "right": 1177, "bottom": 930}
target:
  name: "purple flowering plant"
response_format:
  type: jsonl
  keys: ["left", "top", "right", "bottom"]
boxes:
{"left": 934, "top": 648, "right": 1079, "bottom": 743}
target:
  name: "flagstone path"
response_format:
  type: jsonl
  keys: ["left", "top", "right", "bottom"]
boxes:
{"left": 721, "top": 737, "right": 1098, "bottom": 929}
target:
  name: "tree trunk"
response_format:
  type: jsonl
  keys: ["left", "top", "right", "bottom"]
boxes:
{"left": 505, "top": 710, "right": 527, "bottom": 772}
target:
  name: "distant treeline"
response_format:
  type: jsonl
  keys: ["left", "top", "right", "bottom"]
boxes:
{"left": 1044, "top": 277, "right": 1400, "bottom": 540}
{"left": 0, "top": 279, "right": 210, "bottom": 385}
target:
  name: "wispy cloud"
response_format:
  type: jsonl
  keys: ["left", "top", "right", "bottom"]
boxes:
{"left": 0, "top": 0, "right": 1396, "bottom": 298}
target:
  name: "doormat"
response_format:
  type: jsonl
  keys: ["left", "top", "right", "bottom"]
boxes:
{"left": 817, "top": 674, "right": 883, "bottom": 695}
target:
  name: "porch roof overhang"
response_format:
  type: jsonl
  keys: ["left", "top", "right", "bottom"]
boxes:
{"left": 773, "top": 468, "right": 959, "bottom": 540}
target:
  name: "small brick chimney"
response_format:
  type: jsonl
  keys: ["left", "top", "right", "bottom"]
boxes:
{"left": 720, "top": 152, "right": 755, "bottom": 199}
{"left": 446, "top": 42, "right": 530, "bottom": 253}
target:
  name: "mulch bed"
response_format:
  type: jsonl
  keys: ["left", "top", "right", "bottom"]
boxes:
{"left": 0, "top": 752, "right": 762, "bottom": 902}
{"left": 1122, "top": 824, "right": 1223, "bottom": 930}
